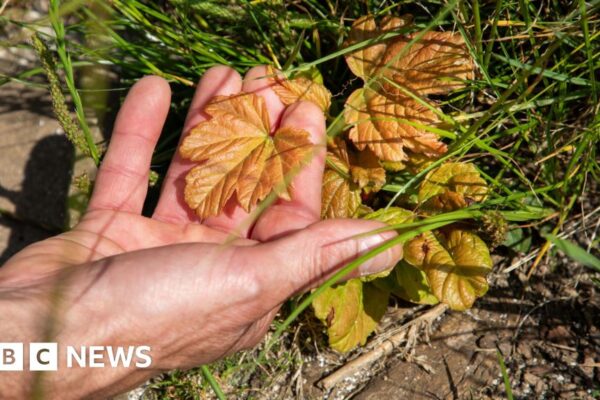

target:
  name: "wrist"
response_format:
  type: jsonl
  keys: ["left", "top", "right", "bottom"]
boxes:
{"left": 0, "top": 268, "right": 158, "bottom": 399}
{"left": 0, "top": 281, "right": 54, "bottom": 399}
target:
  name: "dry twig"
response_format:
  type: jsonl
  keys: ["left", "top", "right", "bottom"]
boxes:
{"left": 318, "top": 304, "right": 448, "bottom": 390}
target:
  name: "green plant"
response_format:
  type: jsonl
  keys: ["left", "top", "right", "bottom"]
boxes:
{"left": 496, "top": 349, "right": 514, "bottom": 400}
{"left": 544, "top": 234, "right": 600, "bottom": 272}
{"left": 47, "top": 0, "right": 101, "bottom": 163}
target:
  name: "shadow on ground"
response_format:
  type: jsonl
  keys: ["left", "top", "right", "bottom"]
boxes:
{"left": 0, "top": 134, "right": 74, "bottom": 263}
{"left": 351, "top": 275, "right": 600, "bottom": 400}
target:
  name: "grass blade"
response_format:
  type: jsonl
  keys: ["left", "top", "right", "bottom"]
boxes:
{"left": 544, "top": 234, "right": 600, "bottom": 272}
{"left": 496, "top": 349, "right": 514, "bottom": 400}
{"left": 200, "top": 365, "right": 226, "bottom": 400}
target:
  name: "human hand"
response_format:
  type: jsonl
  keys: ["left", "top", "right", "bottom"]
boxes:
{"left": 0, "top": 65, "right": 402, "bottom": 399}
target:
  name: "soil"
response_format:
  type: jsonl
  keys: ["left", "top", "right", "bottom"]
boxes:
{"left": 295, "top": 246, "right": 600, "bottom": 400}
{"left": 356, "top": 274, "right": 599, "bottom": 400}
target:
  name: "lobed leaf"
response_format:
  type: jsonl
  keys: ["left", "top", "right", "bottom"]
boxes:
{"left": 180, "top": 93, "right": 313, "bottom": 219}
{"left": 268, "top": 66, "right": 332, "bottom": 112}
{"left": 321, "top": 169, "right": 362, "bottom": 219}
{"left": 374, "top": 261, "right": 439, "bottom": 305}
{"left": 380, "top": 31, "right": 474, "bottom": 96}
{"left": 349, "top": 147, "right": 386, "bottom": 193}
{"left": 321, "top": 138, "right": 361, "bottom": 218}
{"left": 312, "top": 279, "right": 388, "bottom": 353}
{"left": 405, "top": 229, "right": 492, "bottom": 311}
{"left": 345, "top": 15, "right": 412, "bottom": 80}
{"left": 344, "top": 16, "right": 474, "bottom": 162}
{"left": 345, "top": 87, "right": 445, "bottom": 161}
{"left": 321, "top": 138, "right": 386, "bottom": 218}
{"left": 364, "top": 206, "right": 437, "bottom": 304}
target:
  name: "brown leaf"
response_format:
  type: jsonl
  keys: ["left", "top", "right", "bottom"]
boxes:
{"left": 321, "top": 169, "right": 362, "bottom": 219}
{"left": 346, "top": 16, "right": 473, "bottom": 94}
{"left": 422, "top": 190, "right": 469, "bottom": 212}
{"left": 345, "top": 15, "right": 412, "bottom": 80}
{"left": 344, "top": 16, "right": 474, "bottom": 162}
{"left": 381, "top": 151, "right": 435, "bottom": 173}
{"left": 381, "top": 31, "right": 474, "bottom": 95}
{"left": 321, "top": 138, "right": 387, "bottom": 218}
{"left": 321, "top": 139, "right": 361, "bottom": 218}
{"left": 349, "top": 147, "right": 386, "bottom": 193}
{"left": 268, "top": 67, "right": 332, "bottom": 112}
{"left": 419, "top": 162, "right": 488, "bottom": 213}
{"left": 345, "top": 87, "right": 446, "bottom": 161}
{"left": 180, "top": 93, "right": 313, "bottom": 219}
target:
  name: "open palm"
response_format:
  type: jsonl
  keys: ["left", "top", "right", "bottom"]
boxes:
{"left": 4, "top": 66, "right": 322, "bottom": 271}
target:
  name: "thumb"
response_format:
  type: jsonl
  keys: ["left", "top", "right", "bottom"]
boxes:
{"left": 244, "top": 219, "right": 403, "bottom": 300}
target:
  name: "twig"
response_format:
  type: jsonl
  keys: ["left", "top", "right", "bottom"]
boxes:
{"left": 581, "top": 362, "right": 600, "bottom": 368}
{"left": 0, "top": 0, "right": 10, "bottom": 15}
{"left": 318, "top": 304, "right": 448, "bottom": 391}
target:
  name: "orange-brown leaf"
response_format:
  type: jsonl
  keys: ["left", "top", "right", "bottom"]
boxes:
{"left": 381, "top": 31, "right": 474, "bottom": 95}
{"left": 418, "top": 162, "right": 488, "bottom": 213}
{"left": 349, "top": 147, "right": 386, "bottom": 193}
{"left": 404, "top": 229, "right": 492, "bottom": 311}
{"left": 180, "top": 93, "right": 313, "bottom": 219}
{"left": 321, "top": 136, "right": 387, "bottom": 217}
{"left": 346, "top": 16, "right": 473, "bottom": 94}
{"left": 321, "top": 169, "right": 362, "bottom": 219}
{"left": 345, "top": 87, "right": 446, "bottom": 161}
{"left": 321, "top": 138, "right": 369, "bottom": 218}
{"left": 345, "top": 15, "right": 412, "bottom": 80}
{"left": 344, "top": 17, "right": 474, "bottom": 162}
{"left": 269, "top": 67, "right": 332, "bottom": 112}
{"left": 327, "top": 136, "right": 352, "bottom": 173}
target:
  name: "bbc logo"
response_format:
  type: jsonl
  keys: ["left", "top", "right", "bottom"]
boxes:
{"left": 0, "top": 343, "right": 58, "bottom": 371}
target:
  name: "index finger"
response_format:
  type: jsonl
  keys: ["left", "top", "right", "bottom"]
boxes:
{"left": 88, "top": 76, "right": 171, "bottom": 213}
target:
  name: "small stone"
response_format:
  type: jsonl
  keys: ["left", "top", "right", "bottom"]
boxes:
{"left": 534, "top": 378, "right": 547, "bottom": 394}
{"left": 498, "top": 340, "right": 512, "bottom": 357}
{"left": 546, "top": 325, "right": 571, "bottom": 344}
{"left": 516, "top": 341, "right": 532, "bottom": 359}
{"left": 581, "top": 355, "right": 596, "bottom": 379}
{"left": 559, "top": 383, "right": 577, "bottom": 399}
{"left": 523, "top": 372, "right": 541, "bottom": 386}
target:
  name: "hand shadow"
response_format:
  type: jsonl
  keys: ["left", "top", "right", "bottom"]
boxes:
{"left": 0, "top": 135, "right": 74, "bottom": 263}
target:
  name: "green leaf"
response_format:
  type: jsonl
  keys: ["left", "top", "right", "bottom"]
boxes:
{"left": 503, "top": 227, "right": 532, "bottom": 253}
{"left": 544, "top": 234, "right": 600, "bottom": 272}
{"left": 362, "top": 207, "right": 414, "bottom": 281}
{"left": 419, "top": 162, "right": 488, "bottom": 212}
{"left": 374, "top": 260, "right": 439, "bottom": 305}
{"left": 363, "top": 206, "right": 414, "bottom": 226}
{"left": 363, "top": 206, "right": 437, "bottom": 304}
{"left": 500, "top": 207, "right": 554, "bottom": 222}
{"left": 312, "top": 279, "right": 389, "bottom": 353}
{"left": 405, "top": 229, "right": 492, "bottom": 311}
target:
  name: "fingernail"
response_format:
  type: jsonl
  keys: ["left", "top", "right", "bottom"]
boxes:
{"left": 357, "top": 232, "right": 403, "bottom": 277}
